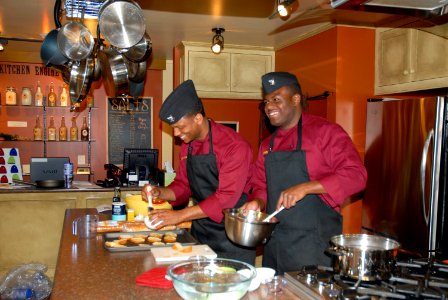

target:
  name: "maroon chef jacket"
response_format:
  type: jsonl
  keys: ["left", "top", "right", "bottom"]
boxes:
{"left": 169, "top": 119, "right": 253, "bottom": 223}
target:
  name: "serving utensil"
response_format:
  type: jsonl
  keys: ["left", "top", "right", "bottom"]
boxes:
{"left": 263, "top": 206, "right": 285, "bottom": 223}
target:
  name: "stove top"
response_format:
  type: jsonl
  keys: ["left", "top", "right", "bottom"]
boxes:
{"left": 285, "top": 258, "right": 448, "bottom": 299}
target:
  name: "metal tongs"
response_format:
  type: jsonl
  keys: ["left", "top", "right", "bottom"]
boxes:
{"left": 263, "top": 205, "right": 285, "bottom": 223}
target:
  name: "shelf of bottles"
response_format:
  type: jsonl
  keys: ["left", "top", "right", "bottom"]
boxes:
{"left": 3, "top": 81, "right": 94, "bottom": 180}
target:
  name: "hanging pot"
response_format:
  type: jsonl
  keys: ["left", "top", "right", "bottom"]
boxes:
{"left": 57, "top": 21, "right": 94, "bottom": 61}
{"left": 98, "top": 0, "right": 146, "bottom": 49}
{"left": 122, "top": 32, "right": 152, "bottom": 63}
{"left": 326, "top": 234, "right": 401, "bottom": 281}
{"left": 40, "top": 29, "right": 69, "bottom": 66}
{"left": 69, "top": 56, "right": 94, "bottom": 104}
{"left": 99, "top": 47, "right": 129, "bottom": 97}
{"left": 126, "top": 59, "right": 147, "bottom": 83}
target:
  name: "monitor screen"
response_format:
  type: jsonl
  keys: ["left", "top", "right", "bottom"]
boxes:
{"left": 123, "top": 148, "right": 158, "bottom": 182}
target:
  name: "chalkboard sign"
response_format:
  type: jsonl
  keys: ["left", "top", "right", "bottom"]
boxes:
{"left": 107, "top": 97, "right": 153, "bottom": 165}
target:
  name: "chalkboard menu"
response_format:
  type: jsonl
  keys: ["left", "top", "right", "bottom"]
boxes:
{"left": 107, "top": 97, "right": 153, "bottom": 165}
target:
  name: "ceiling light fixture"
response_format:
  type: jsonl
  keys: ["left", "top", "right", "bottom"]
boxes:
{"left": 211, "top": 28, "right": 225, "bottom": 54}
{"left": 277, "top": 0, "right": 295, "bottom": 18}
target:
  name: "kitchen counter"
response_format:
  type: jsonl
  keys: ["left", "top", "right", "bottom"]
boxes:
{"left": 51, "top": 208, "right": 299, "bottom": 300}
{"left": 0, "top": 186, "right": 142, "bottom": 279}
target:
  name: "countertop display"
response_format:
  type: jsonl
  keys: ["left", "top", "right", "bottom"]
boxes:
{"left": 51, "top": 208, "right": 299, "bottom": 299}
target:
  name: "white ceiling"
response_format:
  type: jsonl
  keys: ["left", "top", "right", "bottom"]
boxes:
{"left": 0, "top": 0, "right": 419, "bottom": 63}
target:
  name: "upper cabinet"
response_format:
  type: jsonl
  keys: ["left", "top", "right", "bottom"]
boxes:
{"left": 177, "top": 42, "right": 275, "bottom": 99}
{"left": 375, "top": 26, "right": 448, "bottom": 95}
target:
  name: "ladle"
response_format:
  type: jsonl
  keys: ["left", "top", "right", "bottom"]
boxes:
{"left": 263, "top": 205, "right": 285, "bottom": 222}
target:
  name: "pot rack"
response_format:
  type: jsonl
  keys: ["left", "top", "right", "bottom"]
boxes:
{"left": 46, "top": 0, "right": 150, "bottom": 109}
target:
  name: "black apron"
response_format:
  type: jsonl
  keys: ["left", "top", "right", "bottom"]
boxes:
{"left": 187, "top": 121, "right": 255, "bottom": 265}
{"left": 262, "top": 117, "right": 342, "bottom": 275}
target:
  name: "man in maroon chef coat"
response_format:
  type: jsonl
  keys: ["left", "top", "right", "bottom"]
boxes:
{"left": 242, "top": 72, "right": 367, "bottom": 274}
{"left": 142, "top": 79, "right": 255, "bottom": 264}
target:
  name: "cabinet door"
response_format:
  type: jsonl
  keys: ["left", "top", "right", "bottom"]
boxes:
{"left": 188, "top": 51, "right": 231, "bottom": 92}
{"left": 413, "top": 29, "right": 448, "bottom": 82}
{"left": 376, "top": 29, "right": 413, "bottom": 87}
{"left": 231, "top": 53, "right": 272, "bottom": 93}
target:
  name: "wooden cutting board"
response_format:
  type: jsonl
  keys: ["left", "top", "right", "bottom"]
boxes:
{"left": 151, "top": 245, "right": 217, "bottom": 263}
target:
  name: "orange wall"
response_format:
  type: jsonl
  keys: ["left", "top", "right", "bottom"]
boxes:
{"left": 275, "top": 26, "right": 376, "bottom": 233}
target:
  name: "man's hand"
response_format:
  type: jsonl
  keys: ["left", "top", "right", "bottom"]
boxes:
{"left": 277, "top": 180, "right": 325, "bottom": 210}
{"left": 141, "top": 184, "right": 160, "bottom": 202}
{"left": 240, "top": 198, "right": 264, "bottom": 212}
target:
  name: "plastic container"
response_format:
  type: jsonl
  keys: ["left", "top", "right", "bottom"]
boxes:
{"left": 21, "top": 87, "right": 32, "bottom": 105}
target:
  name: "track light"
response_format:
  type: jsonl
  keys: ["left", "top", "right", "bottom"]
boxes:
{"left": 211, "top": 28, "right": 225, "bottom": 54}
{"left": 0, "top": 38, "right": 8, "bottom": 51}
{"left": 277, "top": 0, "right": 295, "bottom": 18}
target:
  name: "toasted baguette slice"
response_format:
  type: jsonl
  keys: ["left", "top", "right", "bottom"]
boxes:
{"left": 172, "top": 242, "right": 193, "bottom": 253}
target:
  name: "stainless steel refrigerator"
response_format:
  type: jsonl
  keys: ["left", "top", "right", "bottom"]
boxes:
{"left": 363, "top": 96, "right": 448, "bottom": 259}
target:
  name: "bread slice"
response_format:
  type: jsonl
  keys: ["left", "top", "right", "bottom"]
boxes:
{"left": 172, "top": 242, "right": 192, "bottom": 253}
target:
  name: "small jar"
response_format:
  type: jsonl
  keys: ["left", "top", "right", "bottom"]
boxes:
{"left": 21, "top": 87, "right": 32, "bottom": 105}
{"left": 5, "top": 87, "right": 17, "bottom": 105}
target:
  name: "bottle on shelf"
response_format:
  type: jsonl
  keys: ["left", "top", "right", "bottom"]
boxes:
{"left": 35, "top": 81, "right": 43, "bottom": 106}
{"left": 48, "top": 82, "right": 57, "bottom": 107}
{"left": 81, "top": 116, "right": 89, "bottom": 141}
{"left": 48, "top": 116, "right": 56, "bottom": 141}
{"left": 59, "top": 116, "right": 68, "bottom": 141}
{"left": 33, "top": 115, "right": 43, "bottom": 141}
{"left": 5, "top": 87, "right": 17, "bottom": 105}
{"left": 21, "top": 87, "right": 32, "bottom": 106}
{"left": 60, "top": 84, "right": 68, "bottom": 107}
{"left": 70, "top": 117, "right": 78, "bottom": 141}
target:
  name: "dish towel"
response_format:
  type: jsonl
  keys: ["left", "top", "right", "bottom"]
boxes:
{"left": 136, "top": 267, "right": 173, "bottom": 289}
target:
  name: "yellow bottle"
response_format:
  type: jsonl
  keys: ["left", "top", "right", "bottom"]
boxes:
{"left": 60, "top": 84, "right": 68, "bottom": 107}
{"left": 81, "top": 116, "right": 89, "bottom": 141}
{"left": 33, "top": 115, "right": 43, "bottom": 141}
{"left": 48, "top": 116, "right": 56, "bottom": 141}
{"left": 70, "top": 117, "right": 78, "bottom": 141}
{"left": 59, "top": 116, "right": 67, "bottom": 141}
{"left": 48, "top": 82, "right": 57, "bottom": 107}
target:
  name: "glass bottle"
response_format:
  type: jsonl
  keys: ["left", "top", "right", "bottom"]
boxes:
{"left": 80, "top": 116, "right": 89, "bottom": 141}
{"left": 70, "top": 117, "right": 78, "bottom": 141}
{"left": 48, "top": 116, "right": 56, "bottom": 141}
{"left": 35, "top": 81, "right": 43, "bottom": 106}
{"left": 47, "top": 82, "right": 57, "bottom": 107}
{"left": 60, "top": 84, "right": 68, "bottom": 107}
{"left": 21, "top": 87, "right": 32, "bottom": 105}
{"left": 59, "top": 116, "right": 67, "bottom": 141}
{"left": 5, "top": 87, "right": 17, "bottom": 105}
{"left": 33, "top": 115, "right": 43, "bottom": 141}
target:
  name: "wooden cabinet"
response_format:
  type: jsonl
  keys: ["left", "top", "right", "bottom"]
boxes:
{"left": 178, "top": 42, "right": 275, "bottom": 99}
{"left": 375, "top": 26, "right": 448, "bottom": 95}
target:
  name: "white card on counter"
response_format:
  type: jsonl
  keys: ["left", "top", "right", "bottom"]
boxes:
{"left": 151, "top": 244, "right": 217, "bottom": 263}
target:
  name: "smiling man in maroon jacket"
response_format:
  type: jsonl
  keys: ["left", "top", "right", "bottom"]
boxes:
{"left": 242, "top": 72, "right": 367, "bottom": 274}
{"left": 142, "top": 79, "right": 255, "bottom": 265}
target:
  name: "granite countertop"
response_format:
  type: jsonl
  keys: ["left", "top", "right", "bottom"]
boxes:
{"left": 50, "top": 208, "right": 299, "bottom": 300}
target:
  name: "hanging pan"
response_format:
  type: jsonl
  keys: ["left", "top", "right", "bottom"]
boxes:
{"left": 99, "top": 47, "right": 129, "bottom": 97}
{"left": 57, "top": 21, "right": 94, "bottom": 61}
{"left": 98, "top": 0, "right": 146, "bottom": 49}
{"left": 69, "top": 55, "right": 94, "bottom": 104}
{"left": 122, "top": 32, "right": 152, "bottom": 63}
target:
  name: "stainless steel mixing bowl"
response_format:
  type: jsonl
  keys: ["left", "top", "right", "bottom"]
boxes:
{"left": 223, "top": 208, "right": 279, "bottom": 247}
